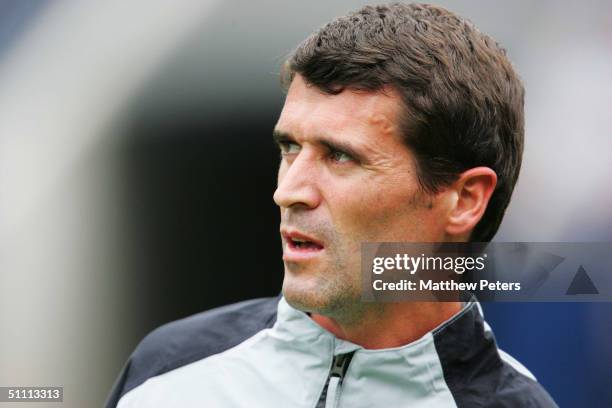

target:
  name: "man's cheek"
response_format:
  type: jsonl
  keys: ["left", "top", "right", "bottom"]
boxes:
{"left": 336, "top": 209, "right": 385, "bottom": 241}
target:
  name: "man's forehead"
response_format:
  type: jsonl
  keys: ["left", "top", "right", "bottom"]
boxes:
{"left": 278, "top": 74, "right": 402, "bottom": 139}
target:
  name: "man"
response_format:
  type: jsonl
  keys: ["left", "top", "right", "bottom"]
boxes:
{"left": 107, "top": 3, "right": 557, "bottom": 407}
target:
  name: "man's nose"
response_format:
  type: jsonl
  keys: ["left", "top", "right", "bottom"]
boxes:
{"left": 273, "top": 153, "right": 321, "bottom": 210}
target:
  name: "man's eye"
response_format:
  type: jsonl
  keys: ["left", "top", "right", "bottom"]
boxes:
{"left": 279, "top": 142, "right": 301, "bottom": 155}
{"left": 330, "top": 150, "right": 353, "bottom": 163}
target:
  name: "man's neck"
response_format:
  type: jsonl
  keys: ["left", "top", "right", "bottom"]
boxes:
{"left": 310, "top": 301, "right": 462, "bottom": 349}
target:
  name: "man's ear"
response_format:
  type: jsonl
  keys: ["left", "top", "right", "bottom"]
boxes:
{"left": 445, "top": 167, "right": 497, "bottom": 238}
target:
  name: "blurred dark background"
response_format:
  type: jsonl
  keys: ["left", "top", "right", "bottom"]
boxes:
{"left": 0, "top": 1, "right": 610, "bottom": 407}
{"left": 119, "top": 103, "right": 284, "bottom": 326}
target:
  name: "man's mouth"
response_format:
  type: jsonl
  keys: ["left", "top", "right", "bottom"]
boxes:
{"left": 287, "top": 237, "right": 324, "bottom": 251}
{"left": 281, "top": 230, "right": 325, "bottom": 260}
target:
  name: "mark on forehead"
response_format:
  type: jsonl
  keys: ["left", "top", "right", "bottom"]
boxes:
{"left": 368, "top": 113, "right": 396, "bottom": 134}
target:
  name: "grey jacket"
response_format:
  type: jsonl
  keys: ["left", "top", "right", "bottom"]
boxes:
{"left": 107, "top": 296, "right": 557, "bottom": 407}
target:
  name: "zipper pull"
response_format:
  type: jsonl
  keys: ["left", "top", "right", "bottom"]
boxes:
{"left": 330, "top": 353, "right": 353, "bottom": 378}
{"left": 325, "top": 353, "right": 354, "bottom": 408}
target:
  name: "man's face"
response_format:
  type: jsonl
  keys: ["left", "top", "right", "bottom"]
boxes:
{"left": 273, "top": 75, "right": 448, "bottom": 316}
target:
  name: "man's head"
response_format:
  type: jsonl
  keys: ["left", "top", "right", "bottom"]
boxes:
{"left": 273, "top": 3, "right": 524, "bottom": 318}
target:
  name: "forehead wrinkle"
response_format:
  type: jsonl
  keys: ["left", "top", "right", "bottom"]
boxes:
{"left": 315, "top": 95, "right": 401, "bottom": 145}
{"left": 278, "top": 76, "right": 403, "bottom": 150}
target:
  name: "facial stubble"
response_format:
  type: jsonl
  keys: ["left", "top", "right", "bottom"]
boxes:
{"left": 281, "top": 219, "right": 379, "bottom": 325}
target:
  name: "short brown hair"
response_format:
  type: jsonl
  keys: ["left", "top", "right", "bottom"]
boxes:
{"left": 281, "top": 2, "right": 524, "bottom": 241}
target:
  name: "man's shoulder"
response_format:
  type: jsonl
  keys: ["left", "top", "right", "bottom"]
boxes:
{"left": 481, "top": 357, "right": 558, "bottom": 407}
{"left": 440, "top": 339, "right": 558, "bottom": 407}
{"left": 133, "top": 295, "right": 280, "bottom": 367}
{"left": 460, "top": 340, "right": 559, "bottom": 407}
{"left": 432, "top": 302, "right": 558, "bottom": 407}
{"left": 105, "top": 296, "right": 280, "bottom": 407}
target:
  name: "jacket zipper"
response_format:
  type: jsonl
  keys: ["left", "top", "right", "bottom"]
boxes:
{"left": 316, "top": 352, "right": 355, "bottom": 408}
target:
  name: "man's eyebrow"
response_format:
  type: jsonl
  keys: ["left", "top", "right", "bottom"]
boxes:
{"left": 272, "top": 129, "right": 367, "bottom": 163}
{"left": 314, "top": 137, "right": 366, "bottom": 163}
{"left": 272, "top": 130, "right": 293, "bottom": 145}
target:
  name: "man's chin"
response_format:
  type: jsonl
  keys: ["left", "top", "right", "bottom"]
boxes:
{"left": 281, "top": 282, "right": 327, "bottom": 314}
{"left": 281, "top": 277, "right": 359, "bottom": 317}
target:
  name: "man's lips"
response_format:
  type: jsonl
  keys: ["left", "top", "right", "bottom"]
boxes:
{"left": 281, "top": 229, "right": 325, "bottom": 261}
